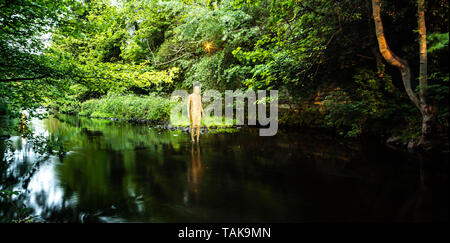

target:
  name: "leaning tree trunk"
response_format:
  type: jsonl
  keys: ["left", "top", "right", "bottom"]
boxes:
{"left": 371, "top": 0, "right": 420, "bottom": 109}
{"left": 371, "top": 0, "right": 437, "bottom": 150}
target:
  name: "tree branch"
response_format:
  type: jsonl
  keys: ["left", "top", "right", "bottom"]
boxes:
{"left": 0, "top": 75, "right": 49, "bottom": 82}
{"left": 155, "top": 52, "right": 191, "bottom": 67}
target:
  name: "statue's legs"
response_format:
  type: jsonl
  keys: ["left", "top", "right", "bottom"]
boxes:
{"left": 196, "top": 122, "right": 201, "bottom": 142}
{"left": 190, "top": 124, "right": 195, "bottom": 142}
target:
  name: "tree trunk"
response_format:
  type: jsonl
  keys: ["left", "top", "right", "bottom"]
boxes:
{"left": 371, "top": 0, "right": 437, "bottom": 150}
{"left": 417, "top": 0, "right": 437, "bottom": 148}
{"left": 366, "top": 0, "right": 385, "bottom": 77}
{"left": 371, "top": 0, "right": 420, "bottom": 109}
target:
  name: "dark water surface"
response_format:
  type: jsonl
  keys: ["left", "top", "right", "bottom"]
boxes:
{"left": 1, "top": 114, "right": 448, "bottom": 222}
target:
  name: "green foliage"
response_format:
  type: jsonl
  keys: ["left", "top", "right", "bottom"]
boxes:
{"left": 0, "top": 0, "right": 73, "bottom": 117}
{"left": 46, "top": 84, "right": 89, "bottom": 114}
{"left": 176, "top": 0, "right": 254, "bottom": 47}
{"left": 183, "top": 51, "right": 226, "bottom": 89}
{"left": 56, "top": 98, "right": 82, "bottom": 115}
{"left": 428, "top": 32, "right": 449, "bottom": 53}
{"left": 417, "top": 72, "right": 449, "bottom": 102}
{"left": 79, "top": 94, "right": 174, "bottom": 122}
{"left": 1, "top": 0, "right": 448, "bottom": 140}
{"left": 170, "top": 102, "right": 234, "bottom": 127}
{"left": 0, "top": 189, "right": 37, "bottom": 223}
{"left": 231, "top": 0, "right": 361, "bottom": 91}
{"left": 170, "top": 114, "right": 234, "bottom": 127}
{"left": 78, "top": 61, "right": 181, "bottom": 94}
{"left": 417, "top": 71, "right": 449, "bottom": 128}
{"left": 171, "top": 0, "right": 259, "bottom": 90}
{"left": 48, "top": 0, "right": 185, "bottom": 96}
{"left": 322, "top": 69, "right": 397, "bottom": 137}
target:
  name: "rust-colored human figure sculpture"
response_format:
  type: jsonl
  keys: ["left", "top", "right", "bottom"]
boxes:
{"left": 187, "top": 85, "right": 205, "bottom": 142}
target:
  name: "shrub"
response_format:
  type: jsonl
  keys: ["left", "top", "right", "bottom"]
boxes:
{"left": 321, "top": 68, "right": 397, "bottom": 137}
{"left": 79, "top": 94, "right": 174, "bottom": 122}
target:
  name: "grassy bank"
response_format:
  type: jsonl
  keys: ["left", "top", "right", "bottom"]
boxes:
{"left": 52, "top": 91, "right": 447, "bottom": 144}
{"left": 78, "top": 94, "right": 173, "bottom": 122}
{"left": 58, "top": 94, "right": 234, "bottom": 127}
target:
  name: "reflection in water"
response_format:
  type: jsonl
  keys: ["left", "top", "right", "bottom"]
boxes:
{"left": 19, "top": 113, "right": 27, "bottom": 137}
{"left": 399, "top": 168, "right": 427, "bottom": 221}
{"left": 399, "top": 154, "right": 442, "bottom": 222}
{"left": 187, "top": 143, "right": 202, "bottom": 202}
{"left": 0, "top": 114, "right": 448, "bottom": 222}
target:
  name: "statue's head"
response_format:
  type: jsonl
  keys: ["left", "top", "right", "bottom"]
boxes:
{"left": 193, "top": 84, "right": 201, "bottom": 95}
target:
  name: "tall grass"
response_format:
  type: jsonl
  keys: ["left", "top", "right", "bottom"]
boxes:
{"left": 78, "top": 94, "right": 236, "bottom": 127}
{"left": 170, "top": 114, "right": 234, "bottom": 127}
{"left": 79, "top": 94, "right": 174, "bottom": 122}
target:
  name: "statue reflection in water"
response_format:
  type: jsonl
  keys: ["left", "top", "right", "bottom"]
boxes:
{"left": 186, "top": 142, "right": 202, "bottom": 203}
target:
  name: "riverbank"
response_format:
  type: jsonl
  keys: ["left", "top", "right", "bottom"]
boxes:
{"left": 53, "top": 94, "right": 235, "bottom": 128}
{"left": 49, "top": 93, "right": 448, "bottom": 152}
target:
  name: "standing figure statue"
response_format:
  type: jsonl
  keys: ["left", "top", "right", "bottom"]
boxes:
{"left": 187, "top": 84, "right": 205, "bottom": 142}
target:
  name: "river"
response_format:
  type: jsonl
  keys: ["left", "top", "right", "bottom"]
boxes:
{"left": 0, "top": 113, "right": 448, "bottom": 222}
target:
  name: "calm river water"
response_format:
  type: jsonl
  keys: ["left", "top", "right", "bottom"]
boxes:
{"left": 0, "top": 114, "right": 448, "bottom": 222}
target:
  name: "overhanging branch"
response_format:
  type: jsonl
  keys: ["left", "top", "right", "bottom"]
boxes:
{"left": 0, "top": 75, "right": 49, "bottom": 82}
